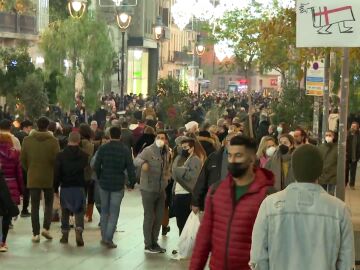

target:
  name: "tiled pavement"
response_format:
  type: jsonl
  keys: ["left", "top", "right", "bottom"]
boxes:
{"left": 0, "top": 188, "right": 191, "bottom": 270}
{"left": 2, "top": 181, "right": 360, "bottom": 270}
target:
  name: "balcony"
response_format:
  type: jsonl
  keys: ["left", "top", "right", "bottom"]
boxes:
{"left": 173, "top": 51, "right": 193, "bottom": 65}
{"left": 0, "top": 12, "right": 37, "bottom": 38}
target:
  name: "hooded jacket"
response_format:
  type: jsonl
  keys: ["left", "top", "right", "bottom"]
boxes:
{"left": 54, "top": 145, "right": 89, "bottom": 191}
{"left": 190, "top": 168, "right": 275, "bottom": 270}
{"left": 0, "top": 134, "right": 23, "bottom": 204}
{"left": 21, "top": 131, "right": 60, "bottom": 188}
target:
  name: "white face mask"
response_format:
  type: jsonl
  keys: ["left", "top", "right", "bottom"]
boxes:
{"left": 155, "top": 139, "right": 165, "bottom": 148}
{"left": 277, "top": 126, "right": 283, "bottom": 133}
{"left": 325, "top": 136, "right": 333, "bottom": 143}
{"left": 266, "top": 146, "right": 276, "bottom": 157}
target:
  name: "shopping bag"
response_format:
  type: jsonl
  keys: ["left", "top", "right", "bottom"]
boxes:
{"left": 177, "top": 212, "right": 200, "bottom": 259}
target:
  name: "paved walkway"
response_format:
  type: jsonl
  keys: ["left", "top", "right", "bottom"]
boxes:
{"left": 2, "top": 182, "right": 360, "bottom": 270}
{"left": 0, "top": 189, "right": 191, "bottom": 270}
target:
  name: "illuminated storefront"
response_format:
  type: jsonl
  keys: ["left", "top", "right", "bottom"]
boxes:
{"left": 127, "top": 48, "right": 149, "bottom": 96}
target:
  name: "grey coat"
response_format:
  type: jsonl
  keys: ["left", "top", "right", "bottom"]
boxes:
{"left": 265, "top": 149, "right": 295, "bottom": 190}
{"left": 134, "top": 143, "right": 170, "bottom": 193}
{"left": 172, "top": 155, "right": 202, "bottom": 194}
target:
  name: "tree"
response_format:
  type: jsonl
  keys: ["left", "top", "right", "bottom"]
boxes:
{"left": 16, "top": 73, "right": 49, "bottom": 120}
{"left": 49, "top": 0, "right": 69, "bottom": 23}
{"left": 0, "top": 46, "right": 35, "bottom": 96}
{"left": 40, "top": 15, "right": 114, "bottom": 112}
{"left": 155, "top": 76, "right": 188, "bottom": 128}
{"left": 271, "top": 83, "right": 313, "bottom": 128}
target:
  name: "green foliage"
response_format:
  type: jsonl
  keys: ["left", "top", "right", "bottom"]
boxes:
{"left": 155, "top": 76, "right": 188, "bottom": 128}
{"left": 271, "top": 82, "right": 313, "bottom": 128}
{"left": 55, "top": 74, "right": 75, "bottom": 112}
{"left": 0, "top": 46, "right": 35, "bottom": 96}
{"left": 15, "top": 73, "right": 49, "bottom": 120}
{"left": 44, "top": 71, "right": 59, "bottom": 105}
{"left": 40, "top": 15, "right": 114, "bottom": 112}
{"left": 49, "top": 0, "right": 69, "bottom": 22}
{"left": 213, "top": 6, "right": 262, "bottom": 73}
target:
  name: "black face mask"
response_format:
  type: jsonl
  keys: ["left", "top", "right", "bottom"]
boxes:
{"left": 228, "top": 162, "right": 249, "bottom": 178}
{"left": 181, "top": 149, "right": 190, "bottom": 158}
{"left": 279, "top": 144, "right": 289, "bottom": 155}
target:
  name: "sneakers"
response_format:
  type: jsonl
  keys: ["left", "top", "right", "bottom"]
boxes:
{"left": 41, "top": 230, "right": 53, "bottom": 240}
{"left": 106, "top": 241, "right": 117, "bottom": 249}
{"left": 32, "top": 235, "right": 40, "bottom": 243}
{"left": 153, "top": 243, "right": 166, "bottom": 253}
{"left": 20, "top": 210, "right": 31, "bottom": 218}
{"left": 145, "top": 243, "right": 166, "bottom": 254}
{"left": 100, "top": 240, "right": 117, "bottom": 249}
{"left": 0, "top": 243, "right": 8, "bottom": 252}
{"left": 162, "top": 226, "right": 170, "bottom": 236}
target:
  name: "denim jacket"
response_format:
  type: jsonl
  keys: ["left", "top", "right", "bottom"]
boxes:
{"left": 250, "top": 182, "right": 355, "bottom": 270}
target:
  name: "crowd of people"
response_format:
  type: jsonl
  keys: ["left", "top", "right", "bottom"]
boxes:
{"left": 0, "top": 91, "right": 357, "bottom": 270}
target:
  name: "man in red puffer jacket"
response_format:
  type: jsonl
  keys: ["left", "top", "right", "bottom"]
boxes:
{"left": 190, "top": 135, "right": 275, "bottom": 270}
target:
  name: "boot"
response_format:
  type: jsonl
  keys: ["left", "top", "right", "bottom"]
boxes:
{"left": 60, "top": 232, "right": 69, "bottom": 244}
{"left": 85, "top": 204, "right": 94, "bottom": 222}
{"left": 75, "top": 229, "right": 84, "bottom": 247}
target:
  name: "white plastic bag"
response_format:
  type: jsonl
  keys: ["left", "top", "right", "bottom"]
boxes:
{"left": 177, "top": 212, "right": 200, "bottom": 259}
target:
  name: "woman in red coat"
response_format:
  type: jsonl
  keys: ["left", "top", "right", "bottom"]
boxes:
{"left": 0, "top": 133, "right": 23, "bottom": 252}
{"left": 0, "top": 133, "right": 23, "bottom": 205}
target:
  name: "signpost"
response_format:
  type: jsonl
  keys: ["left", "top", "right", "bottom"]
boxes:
{"left": 296, "top": 0, "right": 360, "bottom": 200}
{"left": 306, "top": 61, "right": 325, "bottom": 96}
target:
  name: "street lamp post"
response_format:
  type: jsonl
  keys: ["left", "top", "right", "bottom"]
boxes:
{"left": 154, "top": 16, "right": 164, "bottom": 80}
{"left": 68, "top": 0, "right": 87, "bottom": 19}
{"left": 195, "top": 35, "right": 205, "bottom": 99}
{"left": 116, "top": 7, "right": 132, "bottom": 110}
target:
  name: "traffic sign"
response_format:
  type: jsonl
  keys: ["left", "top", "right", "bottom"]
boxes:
{"left": 306, "top": 60, "right": 325, "bottom": 96}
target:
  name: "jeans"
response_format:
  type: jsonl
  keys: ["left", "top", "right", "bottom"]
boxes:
{"left": 61, "top": 207, "right": 85, "bottom": 232}
{"left": 30, "top": 188, "right": 54, "bottom": 236}
{"left": 99, "top": 188, "right": 124, "bottom": 243}
{"left": 173, "top": 193, "right": 192, "bottom": 235}
{"left": 141, "top": 190, "right": 165, "bottom": 248}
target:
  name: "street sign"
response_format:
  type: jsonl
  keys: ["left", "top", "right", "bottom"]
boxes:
{"left": 306, "top": 61, "right": 325, "bottom": 96}
{"left": 296, "top": 0, "right": 360, "bottom": 47}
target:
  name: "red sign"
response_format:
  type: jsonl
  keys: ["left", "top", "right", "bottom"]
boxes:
{"left": 270, "top": 79, "right": 278, "bottom": 86}
{"left": 238, "top": 79, "right": 248, "bottom": 85}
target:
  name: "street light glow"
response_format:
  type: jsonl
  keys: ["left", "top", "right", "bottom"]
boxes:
{"left": 68, "top": 0, "right": 87, "bottom": 19}
{"left": 71, "top": 1, "right": 82, "bottom": 12}
{"left": 116, "top": 12, "right": 132, "bottom": 30}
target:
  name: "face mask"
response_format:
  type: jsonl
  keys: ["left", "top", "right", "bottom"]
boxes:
{"left": 325, "top": 136, "right": 333, "bottom": 143}
{"left": 181, "top": 149, "right": 190, "bottom": 158}
{"left": 155, "top": 139, "right": 165, "bottom": 148}
{"left": 279, "top": 144, "right": 289, "bottom": 155}
{"left": 277, "top": 127, "right": 283, "bottom": 133}
{"left": 228, "top": 162, "right": 249, "bottom": 178}
{"left": 266, "top": 146, "right": 276, "bottom": 157}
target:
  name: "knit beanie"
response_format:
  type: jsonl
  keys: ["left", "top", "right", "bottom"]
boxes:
{"left": 291, "top": 144, "right": 324, "bottom": 182}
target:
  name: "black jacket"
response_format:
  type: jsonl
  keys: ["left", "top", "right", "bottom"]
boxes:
{"left": 0, "top": 171, "right": 19, "bottom": 217}
{"left": 346, "top": 131, "right": 360, "bottom": 162}
{"left": 54, "top": 146, "right": 89, "bottom": 192}
{"left": 134, "top": 133, "right": 156, "bottom": 156}
{"left": 15, "top": 130, "right": 28, "bottom": 145}
{"left": 192, "top": 147, "right": 225, "bottom": 210}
